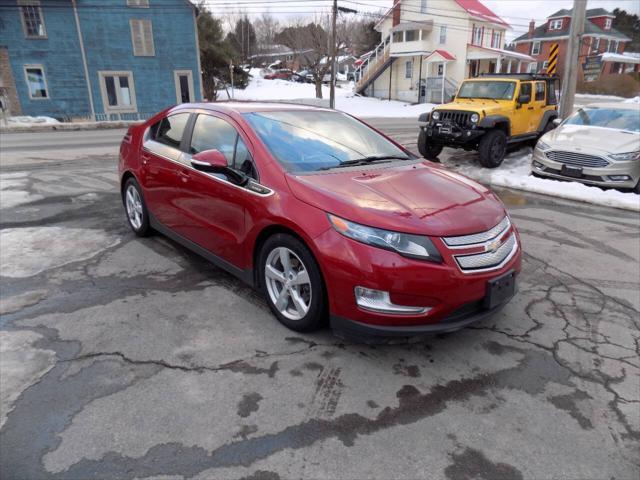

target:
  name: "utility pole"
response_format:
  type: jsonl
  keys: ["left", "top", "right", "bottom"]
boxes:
{"left": 329, "top": 0, "right": 338, "bottom": 109}
{"left": 559, "top": 0, "right": 587, "bottom": 119}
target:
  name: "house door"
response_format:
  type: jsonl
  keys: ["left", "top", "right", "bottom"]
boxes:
{"left": 174, "top": 70, "right": 194, "bottom": 104}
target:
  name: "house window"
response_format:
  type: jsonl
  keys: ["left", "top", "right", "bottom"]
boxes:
{"left": 127, "top": 0, "right": 149, "bottom": 6}
{"left": 405, "top": 60, "right": 413, "bottom": 79}
{"left": 99, "top": 71, "right": 137, "bottom": 112}
{"left": 542, "top": 61, "right": 549, "bottom": 70}
{"left": 130, "top": 19, "right": 155, "bottom": 56}
{"left": 491, "top": 31, "right": 501, "bottom": 49}
{"left": 174, "top": 70, "right": 194, "bottom": 104}
{"left": 437, "top": 64, "right": 444, "bottom": 76}
{"left": 593, "top": 38, "right": 600, "bottom": 52}
{"left": 420, "top": 0, "right": 427, "bottom": 13}
{"left": 19, "top": 1, "right": 46, "bottom": 38}
{"left": 392, "top": 31, "right": 403, "bottom": 43}
{"left": 439, "top": 26, "right": 446, "bottom": 44}
{"left": 472, "top": 26, "right": 483, "bottom": 46}
{"left": 608, "top": 40, "right": 618, "bottom": 53}
{"left": 527, "top": 62, "right": 538, "bottom": 73}
{"left": 24, "top": 65, "right": 48, "bottom": 99}
{"left": 531, "top": 41, "right": 541, "bottom": 55}
{"left": 549, "top": 19, "right": 563, "bottom": 30}
{"left": 405, "top": 30, "right": 417, "bottom": 42}
{"left": 604, "top": 18, "right": 612, "bottom": 30}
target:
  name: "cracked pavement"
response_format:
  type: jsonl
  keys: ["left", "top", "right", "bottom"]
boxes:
{"left": 1, "top": 124, "right": 639, "bottom": 480}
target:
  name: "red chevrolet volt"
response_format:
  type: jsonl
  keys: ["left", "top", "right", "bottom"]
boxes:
{"left": 119, "top": 103, "right": 521, "bottom": 338}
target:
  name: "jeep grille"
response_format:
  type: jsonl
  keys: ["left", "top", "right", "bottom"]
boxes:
{"left": 436, "top": 110, "right": 472, "bottom": 126}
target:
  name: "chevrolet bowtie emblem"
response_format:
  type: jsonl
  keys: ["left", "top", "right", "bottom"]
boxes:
{"left": 487, "top": 239, "right": 502, "bottom": 253}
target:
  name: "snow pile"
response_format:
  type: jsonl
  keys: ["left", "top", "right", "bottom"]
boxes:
{"left": 5, "top": 116, "right": 59, "bottom": 126}
{"left": 218, "top": 75, "right": 435, "bottom": 118}
{"left": 623, "top": 96, "right": 640, "bottom": 104}
{"left": 440, "top": 148, "right": 640, "bottom": 212}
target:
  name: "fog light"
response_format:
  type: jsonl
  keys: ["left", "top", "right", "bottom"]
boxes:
{"left": 532, "top": 161, "right": 544, "bottom": 169}
{"left": 608, "top": 175, "right": 631, "bottom": 181}
{"left": 354, "top": 287, "right": 431, "bottom": 315}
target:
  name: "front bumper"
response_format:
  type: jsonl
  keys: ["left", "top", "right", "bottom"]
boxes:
{"left": 532, "top": 148, "right": 640, "bottom": 189}
{"left": 313, "top": 227, "right": 521, "bottom": 338}
{"left": 423, "top": 123, "right": 484, "bottom": 146}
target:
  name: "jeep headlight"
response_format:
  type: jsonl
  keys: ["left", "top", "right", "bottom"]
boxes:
{"left": 328, "top": 214, "right": 442, "bottom": 262}
{"left": 431, "top": 111, "right": 440, "bottom": 121}
{"left": 609, "top": 151, "right": 640, "bottom": 161}
{"left": 470, "top": 113, "right": 479, "bottom": 123}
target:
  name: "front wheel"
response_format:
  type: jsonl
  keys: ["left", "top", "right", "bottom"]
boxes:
{"left": 259, "top": 234, "right": 327, "bottom": 332}
{"left": 478, "top": 129, "right": 507, "bottom": 168}
{"left": 123, "top": 178, "right": 151, "bottom": 237}
{"left": 418, "top": 129, "right": 443, "bottom": 161}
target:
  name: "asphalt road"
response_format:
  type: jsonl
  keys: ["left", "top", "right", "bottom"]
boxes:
{"left": 1, "top": 121, "right": 639, "bottom": 480}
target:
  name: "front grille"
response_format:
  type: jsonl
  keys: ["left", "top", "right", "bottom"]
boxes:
{"left": 545, "top": 150, "right": 610, "bottom": 168}
{"left": 443, "top": 217, "right": 511, "bottom": 247}
{"left": 455, "top": 233, "right": 517, "bottom": 271}
{"left": 437, "top": 110, "right": 472, "bottom": 126}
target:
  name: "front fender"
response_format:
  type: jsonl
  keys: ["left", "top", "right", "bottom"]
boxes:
{"left": 537, "top": 110, "right": 559, "bottom": 132}
{"left": 478, "top": 115, "right": 511, "bottom": 136}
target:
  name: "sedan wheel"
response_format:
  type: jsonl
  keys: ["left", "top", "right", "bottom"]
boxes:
{"left": 123, "top": 178, "right": 151, "bottom": 236}
{"left": 265, "top": 247, "right": 312, "bottom": 321}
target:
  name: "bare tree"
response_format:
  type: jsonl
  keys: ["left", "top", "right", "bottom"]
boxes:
{"left": 254, "top": 13, "right": 280, "bottom": 52}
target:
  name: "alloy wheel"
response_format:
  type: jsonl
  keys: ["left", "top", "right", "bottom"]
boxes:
{"left": 125, "top": 184, "right": 144, "bottom": 230}
{"left": 264, "top": 247, "right": 312, "bottom": 321}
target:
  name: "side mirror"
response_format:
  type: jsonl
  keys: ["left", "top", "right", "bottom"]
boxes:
{"left": 450, "top": 94, "right": 456, "bottom": 102}
{"left": 552, "top": 118, "right": 561, "bottom": 126}
{"left": 191, "top": 149, "right": 248, "bottom": 186}
{"left": 517, "top": 93, "right": 531, "bottom": 105}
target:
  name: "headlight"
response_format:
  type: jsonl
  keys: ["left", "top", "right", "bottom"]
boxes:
{"left": 431, "top": 111, "right": 440, "bottom": 121}
{"left": 328, "top": 214, "right": 442, "bottom": 262}
{"left": 470, "top": 113, "right": 480, "bottom": 123}
{"left": 536, "top": 140, "right": 551, "bottom": 151}
{"left": 609, "top": 151, "right": 640, "bottom": 161}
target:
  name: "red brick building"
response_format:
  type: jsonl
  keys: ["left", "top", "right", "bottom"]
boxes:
{"left": 512, "top": 8, "right": 638, "bottom": 81}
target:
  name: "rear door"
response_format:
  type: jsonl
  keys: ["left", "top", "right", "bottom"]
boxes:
{"left": 141, "top": 112, "right": 192, "bottom": 228}
{"left": 530, "top": 81, "right": 547, "bottom": 131}
{"left": 172, "top": 113, "right": 260, "bottom": 267}
{"left": 511, "top": 82, "right": 532, "bottom": 136}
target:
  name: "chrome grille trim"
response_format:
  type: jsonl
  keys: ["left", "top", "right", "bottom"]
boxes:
{"left": 443, "top": 216, "right": 510, "bottom": 248}
{"left": 454, "top": 233, "right": 518, "bottom": 272}
{"left": 545, "top": 150, "right": 610, "bottom": 168}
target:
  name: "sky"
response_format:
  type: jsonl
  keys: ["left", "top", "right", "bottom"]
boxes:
{"left": 206, "top": 0, "right": 640, "bottom": 40}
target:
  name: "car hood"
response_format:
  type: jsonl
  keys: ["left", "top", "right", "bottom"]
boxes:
{"left": 285, "top": 162, "right": 506, "bottom": 237}
{"left": 544, "top": 124, "right": 640, "bottom": 154}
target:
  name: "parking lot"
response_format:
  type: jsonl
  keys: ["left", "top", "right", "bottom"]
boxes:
{"left": 1, "top": 122, "right": 639, "bottom": 479}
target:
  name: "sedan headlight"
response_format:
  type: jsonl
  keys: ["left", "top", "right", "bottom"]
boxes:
{"left": 609, "top": 151, "right": 640, "bottom": 161}
{"left": 431, "top": 111, "right": 441, "bottom": 121}
{"left": 470, "top": 113, "right": 480, "bottom": 123}
{"left": 328, "top": 214, "right": 442, "bottom": 262}
{"left": 536, "top": 140, "right": 551, "bottom": 151}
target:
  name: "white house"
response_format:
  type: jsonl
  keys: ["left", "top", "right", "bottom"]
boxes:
{"left": 355, "top": 0, "right": 534, "bottom": 103}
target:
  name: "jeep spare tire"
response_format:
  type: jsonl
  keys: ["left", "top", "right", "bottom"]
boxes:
{"left": 418, "top": 129, "right": 443, "bottom": 161}
{"left": 478, "top": 129, "right": 507, "bottom": 168}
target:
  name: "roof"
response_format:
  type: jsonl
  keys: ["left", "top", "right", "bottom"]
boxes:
{"left": 513, "top": 20, "right": 631, "bottom": 43}
{"left": 549, "top": 8, "right": 614, "bottom": 19}
{"left": 601, "top": 52, "right": 640, "bottom": 64}
{"left": 467, "top": 44, "right": 534, "bottom": 61}
{"left": 425, "top": 49, "right": 456, "bottom": 61}
{"left": 455, "top": 0, "right": 509, "bottom": 27}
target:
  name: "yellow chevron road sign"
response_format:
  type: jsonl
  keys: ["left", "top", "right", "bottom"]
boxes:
{"left": 548, "top": 43, "right": 559, "bottom": 74}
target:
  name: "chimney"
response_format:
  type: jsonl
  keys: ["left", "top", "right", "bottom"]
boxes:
{"left": 528, "top": 20, "right": 535, "bottom": 38}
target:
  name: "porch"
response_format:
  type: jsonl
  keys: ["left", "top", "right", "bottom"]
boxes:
{"left": 466, "top": 45, "right": 534, "bottom": 76}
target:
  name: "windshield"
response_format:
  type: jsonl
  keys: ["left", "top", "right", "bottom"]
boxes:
{"left": 457, "top": 81, "right": 516, "bottom": 100}
{"left": 564, "top": 107, "right": 640, "bottom": 133}
{"left": 244, "top": 110, "right": 412, "bottom": 172}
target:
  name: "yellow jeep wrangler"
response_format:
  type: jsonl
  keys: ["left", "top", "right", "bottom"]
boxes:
{"left": 418, "top": 74, "right": 560, "bottom": 168}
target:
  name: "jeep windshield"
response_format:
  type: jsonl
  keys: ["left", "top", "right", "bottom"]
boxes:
{"left": 457, "top": 81, "right": 516, "bottom": 100}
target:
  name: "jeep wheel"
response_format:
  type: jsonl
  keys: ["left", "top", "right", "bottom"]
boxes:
{"left": 418, "top": 129, "right": 443, "bottom": 161}
{"left": 478, "top": 130, "right": 507, "bottom": 168}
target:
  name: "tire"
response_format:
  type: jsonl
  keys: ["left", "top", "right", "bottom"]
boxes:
{"left": 259, "top": 234, "right": 327, "bottom": 332}
{"left": 634, "top": 181, "right": 640, "bottom": 195}
{"left": 478, "top": 129, "right": 507, "bottom": 168}
{"left": 418, "top": 129, "right": 443, "bottom": 161}
{"left": 122, "top": 178, "right": 151, "bottom": 237}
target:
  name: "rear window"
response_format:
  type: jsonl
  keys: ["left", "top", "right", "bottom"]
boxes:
{"left": 565, "top": 107, "right": 640, "bottom": 133}
{"left": 152, "top": 113, "right": 190, "bottom": 149}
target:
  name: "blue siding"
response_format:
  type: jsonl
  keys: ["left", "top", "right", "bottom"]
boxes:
{"left": 0, "top": 0, "right": 201, "bottom": 119}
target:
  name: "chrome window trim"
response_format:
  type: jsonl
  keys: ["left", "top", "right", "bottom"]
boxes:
{"left": 443, "top": 216, "right": 511, "bottom": 249}
{"left": 142, "top": 145, "right": 274, "bottom": 198}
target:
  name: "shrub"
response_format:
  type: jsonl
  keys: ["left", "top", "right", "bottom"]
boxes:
{"left": 577, "top": 74, "right": 640, "bottom": 97}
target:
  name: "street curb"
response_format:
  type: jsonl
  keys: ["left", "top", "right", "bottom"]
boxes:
{"left": 1, "top": 121, "right": 141, "bottom": 134}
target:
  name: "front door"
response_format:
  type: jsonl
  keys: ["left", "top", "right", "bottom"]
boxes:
{"left": 174, "top": 113, "right": 258, "bottom": 267}
{"left": 511, "top": 81, "right": 533, "bottom": 136}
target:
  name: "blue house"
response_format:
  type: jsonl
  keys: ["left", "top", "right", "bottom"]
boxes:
{"left": 0, "top": 0, "right": 202, "bottom": 120}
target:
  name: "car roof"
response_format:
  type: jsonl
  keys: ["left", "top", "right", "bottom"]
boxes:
{"left": 172, "top": 101, "right": 335, "bottom": 115}
{"left": 584, "top": 102, "right": 640, "bottom": 110}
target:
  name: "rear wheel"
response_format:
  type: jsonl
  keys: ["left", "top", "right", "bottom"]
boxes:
{"left": 259, "top": 234, "right": 326, "bottom": 332}
{"left": 418, "top": 129, "right": 443, "bottom": 161}
{"left": 478, "top": 129, "right": 507, "bottom": 168}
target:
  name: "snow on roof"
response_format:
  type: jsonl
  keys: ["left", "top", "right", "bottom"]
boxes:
{"left": 455, "top": 0, "right": 510, "bottom": 28}
{"left": 320, "top": 55, "right": 356, "bottom": 65}
{"left": 601, "top": 52, "right": 640, "bottom": 64}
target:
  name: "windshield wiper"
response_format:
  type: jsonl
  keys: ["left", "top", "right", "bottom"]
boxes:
{"left": 319, "top": 155, "right": 409, "bottom": 170}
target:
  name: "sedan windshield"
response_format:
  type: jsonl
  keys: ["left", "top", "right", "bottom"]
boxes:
{"left": 243, "top": 110, "right": 412, "bottom": 172}
{"left": 457, "top": 81, "right": 516, "bottom": 100}
{"left": 565, "top": 107, "right": 640, "bottom": 133}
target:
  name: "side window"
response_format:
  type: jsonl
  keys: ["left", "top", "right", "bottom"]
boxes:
{"left": 153, "top": 113, "right": 190, "bottom": 149}
{"left": 235, "top": 136, "right": 257, "bottom": 179}
{"left": 535, "top": 82, "right": 545, "bottom": 102}
{"left": 190, "top": 115, "right": 236, "bottom": 165}
{"left": 519, "top": 82, "right": 532, "bottom": 103}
